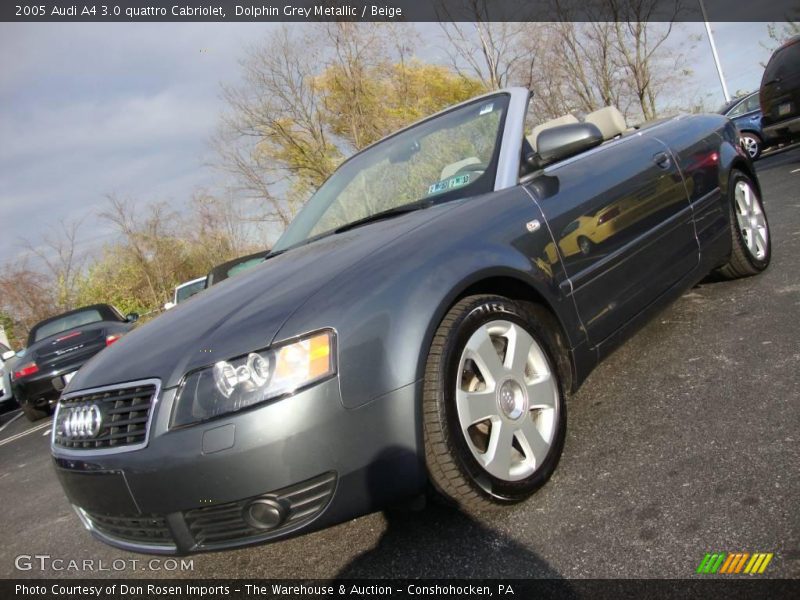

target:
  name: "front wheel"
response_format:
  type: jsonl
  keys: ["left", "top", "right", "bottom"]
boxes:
{"left": 717, "top": 170, "right": 771, "bottom": 280}
{"left": 423, "top": 295, "right": 566, "bottom": 512}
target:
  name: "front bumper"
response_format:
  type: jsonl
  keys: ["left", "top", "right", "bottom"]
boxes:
{"left": 52, "top": 377, "right": 424, "bottom": 554}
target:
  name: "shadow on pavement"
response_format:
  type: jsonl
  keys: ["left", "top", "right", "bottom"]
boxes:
{"left": 335, "top": 448, "right": 567, "bottom": 580}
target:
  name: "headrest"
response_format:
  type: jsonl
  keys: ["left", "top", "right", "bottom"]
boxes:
{"left": 528, "top": 114, "right": 579, "bottom": 151}
{"left": 440, "top": 157, "right": 481, "bottom": 180}
{"left": 584, "top": 106, "right": 627, "bottom": 140}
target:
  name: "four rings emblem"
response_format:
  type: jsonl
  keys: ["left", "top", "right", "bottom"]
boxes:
{"left": 61, "top": 404, "right": 103, "bottom": 439}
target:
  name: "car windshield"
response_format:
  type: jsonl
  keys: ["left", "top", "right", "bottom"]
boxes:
{"left": 176, "top": 279, "right": 207, "bottom": 303}
{"left": 272, "top": 94, "right": 509, "bottom": 252}
{"left": 32, "top": 309, "right": 103, "bottom": 342}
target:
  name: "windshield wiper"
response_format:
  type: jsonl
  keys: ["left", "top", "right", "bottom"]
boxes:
{"left": 268, "top": 199, "right": 434, "bottom": 258}
{"left": 333, "top": 199, "right": 434, "bottom": 235}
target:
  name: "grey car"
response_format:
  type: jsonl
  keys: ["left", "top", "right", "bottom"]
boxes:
{"left": 51, "top": 88, "right": 770, "bottom": 555}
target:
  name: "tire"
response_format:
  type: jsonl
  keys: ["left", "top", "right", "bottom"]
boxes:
{"left": 423, "top": 295, "right": 567, "bottom": 512}
{"left": 740, "top": 133, "right": 762, "bottom": 160}
{"left": 577, "top": 235, "right": 593, "bottom": 256}
{"left": 717, "top": 170, "right": 771, "bottom": 280}
{"left": 21, "top": 402, "right": 48, "bottom": 422}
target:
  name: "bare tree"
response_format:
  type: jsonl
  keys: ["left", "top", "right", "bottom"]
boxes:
{"left": 21, "top": 220, "right": 85, "bottom": 312}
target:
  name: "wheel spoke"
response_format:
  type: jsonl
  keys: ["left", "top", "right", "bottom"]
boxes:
{"left": 456, "top": 389, "right": 497, "bottom": 429}
{"left": 741, "top": 182, "right": 753, "bottom": 210}
{"left": 516, "top": 416, "right": 550, "bottom": 466}
{"left": 746, "top": 229, "right": 759, "bottom": 256}
{"left": 505, "top": 324, "right": 535, "bottom": 376}
{"left": 735, "top": 187, "right": 749, "bottom": 215}
{"left": 483, "top": 420, "right": 514, "bottom": 479}
{"left": 526, "top": 373, "right": 556, "bottom": 409}
{"left": 464, "top": 325, "right": 504, "bottom": 385}
{"left": 735, "top": 211, "right": 749, "bottom": 231}
{"left": 755, "top": 228, "right": 768, "bottom": 255}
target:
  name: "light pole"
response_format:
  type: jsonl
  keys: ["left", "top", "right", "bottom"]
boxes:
{"left": 699, "top": 0, "right": 731, "bottom": 102}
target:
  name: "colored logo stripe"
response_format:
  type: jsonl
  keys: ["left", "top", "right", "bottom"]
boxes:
{"left": 697, "top": 552, "right": 773, "bottom": 574}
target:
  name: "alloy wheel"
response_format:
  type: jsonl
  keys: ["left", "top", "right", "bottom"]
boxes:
{"left": 734, "top": 180, "right": 768, "bottom": 261}
{"left": 455, "top": 320, "right": 558, "bottom": 482}
{"left": 741, "top": 135, "right": 760, "bottom": 159}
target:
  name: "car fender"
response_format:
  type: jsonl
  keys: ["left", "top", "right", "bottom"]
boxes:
{"left": 273, "top": 187, "right": 586, "bottom": 410}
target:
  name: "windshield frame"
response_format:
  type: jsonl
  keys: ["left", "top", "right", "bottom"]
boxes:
{"left": 272, "top": 91, "right": 515, "bottom": 254}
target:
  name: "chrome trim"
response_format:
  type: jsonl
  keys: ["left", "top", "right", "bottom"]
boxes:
{"left": 51, "top": 378, "right": 161, "bottom": 457}
{"left": 73, "top": 506, "right": 177, "bottom": 555}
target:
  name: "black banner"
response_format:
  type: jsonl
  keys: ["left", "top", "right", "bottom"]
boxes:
{"left": 4, "top": 579, "right": 800, "bottom": 600}
{"left": 2, "top": 0, "right": 799, "bottom": 23}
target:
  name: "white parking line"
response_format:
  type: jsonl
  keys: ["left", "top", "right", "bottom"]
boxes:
{"left": 791, "top": 168, "right": 800, "bottom": 173}
{"left": 0, "top": 420, "right": 52, "bottom": 448}
{"left": 0, "top": 411, "right": 23, "bottom": 432}
{"left": 42, "top": 429, "right": 52, "bottom": 437}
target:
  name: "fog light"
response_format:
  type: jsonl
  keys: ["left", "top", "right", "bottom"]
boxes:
{"left": 242, "top": 498, "right": 285, "bottom": 530}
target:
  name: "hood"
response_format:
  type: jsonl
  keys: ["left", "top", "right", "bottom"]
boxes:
{"left": 68, "top": 203, "right": 459, "bottom": 392}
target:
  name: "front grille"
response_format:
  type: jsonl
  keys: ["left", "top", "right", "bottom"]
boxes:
{"left": 84, "top": 511, "right": 173, "bottom": 546}
{"left": 184, "top": 472, "right": 336, "bottom": 547}
{"left": 54, "top": 383, "right": 157, "bottom": 450}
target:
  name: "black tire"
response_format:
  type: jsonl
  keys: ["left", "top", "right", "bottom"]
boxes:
{"left": 717, "top": 169, "right": 771, "bottom": 280}
{"left": 740, "top": 132, "right": 762, "bottom": 160}
{"left": 423, "top": 295, "right": 567, "bottom": 512}
{"left": 21, "top": 402, "right": 48, "bottom": 422}
{"left": 577, "top": 235, "right": 593, "bottom": 256}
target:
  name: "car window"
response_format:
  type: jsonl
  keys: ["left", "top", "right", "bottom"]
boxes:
{"left": 32, "top": 309, "right": 103, "bottom": 342}
{"left": 727, "top": 99, "right": 747, "bottom": 117}
{"left": 744, "top": 94, "right": 760, "bottom": 113}
{"left": 176, "top": 279, "right": 207, "bottom": 303}
{"left": 273, "top": 94, "right": 509, "bottom": 251}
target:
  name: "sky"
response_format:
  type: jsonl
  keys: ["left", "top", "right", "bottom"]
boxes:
{"left": 0, "top": 21, "right": 779, "bottom": 266}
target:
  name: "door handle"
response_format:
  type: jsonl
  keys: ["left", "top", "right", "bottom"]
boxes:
{"left": 653, "top": 152, "right": 671, "bottom": 169}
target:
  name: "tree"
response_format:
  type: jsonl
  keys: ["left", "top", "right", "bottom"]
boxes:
{"left": 216, "top": 24, "right": 485, "bottom": 232}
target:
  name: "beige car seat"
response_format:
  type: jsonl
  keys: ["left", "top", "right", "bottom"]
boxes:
{"left": 528, "top": 114, "right": 579, "bottom": 151}
{"left": 440, "top": 157, "right": 481, "bottom": 180}
{"left": 584, "top": 106, "right": 628, "bottom": 141}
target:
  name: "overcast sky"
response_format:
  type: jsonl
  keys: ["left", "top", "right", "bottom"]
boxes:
{"left": 0, "top": 22, "right": 778, "bottom": 266}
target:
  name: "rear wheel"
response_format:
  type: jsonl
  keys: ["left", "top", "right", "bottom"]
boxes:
{"left": 717, "top": 170, "right": 771, "bottom": 279}
{"left": 423, "top": 295, "right": 566, "bottom": 512}
{"left": 21, "top": 402, "right": 48, "bottom": 422}
{"left": 740, "top": 133, "right": 762, "bottom": 160}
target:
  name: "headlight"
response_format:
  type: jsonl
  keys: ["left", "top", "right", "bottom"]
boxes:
{"left": 171, "top": 329, "right": 335, "bottom": 428}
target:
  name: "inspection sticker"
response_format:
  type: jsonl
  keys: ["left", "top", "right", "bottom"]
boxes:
{"left": 479, "top": 102, "right": 494, "bottom": 115}
{"left": 428, "top": 174, "right": 470, "bottom": 195}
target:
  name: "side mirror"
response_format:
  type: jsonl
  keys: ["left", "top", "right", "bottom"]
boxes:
{"left": 126, "top": 312, "right": 140, "bottom": 323}
{"left": 163, "top": 302, "right": 175, "bottom": 311}
{"left": 1, "top": 350, "right": 14, "bottom": 361}
{"left": 536, "top": 123, "right": 604, "bottom": 164}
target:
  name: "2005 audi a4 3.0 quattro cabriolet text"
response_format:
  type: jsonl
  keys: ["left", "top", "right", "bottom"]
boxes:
{"left": 52, "top": 88, "right": 770, "bottom": 554}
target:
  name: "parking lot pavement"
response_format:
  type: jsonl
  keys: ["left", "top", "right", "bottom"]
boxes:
{"left": 1, "top": 148, "right": 798, "bottom": 580}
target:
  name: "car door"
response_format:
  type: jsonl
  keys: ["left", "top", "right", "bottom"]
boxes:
{"left": 525, "top": 133, "right": 697, "bottom": 346}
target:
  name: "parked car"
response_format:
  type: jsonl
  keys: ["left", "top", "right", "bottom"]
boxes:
{"left": 760, "top": 35, "right": 800, "bottom": 146}
{"left": 205, "top": 251, "right": 269, "bottom": 288}
{"left": 12, "top": 304, "right": 138, "bottom": 421}
{"left": 164, "top": 276, "right": 207, "bottom": 310}
{"left": 719, "top": 91, "right": 767, "bottom": 159}
{"left": 0, "top": 343, "right": 18, "bottom": 410}
{"left": 51, "top": 89, "right": 769, "bottom": 555}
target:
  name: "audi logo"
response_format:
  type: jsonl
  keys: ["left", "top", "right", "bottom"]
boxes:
{"left": 60, "top": 404, "right": 103, "bottom": 439}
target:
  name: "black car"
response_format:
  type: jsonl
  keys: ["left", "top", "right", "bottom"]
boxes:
{"left": 51, "top": 90, "right": 769, "bottom": 555}
{"left": 12, "top": 304, "right": 137, "bottom": 421}
{"left": 760, "top": 35, "right": 800, "bottom": 145}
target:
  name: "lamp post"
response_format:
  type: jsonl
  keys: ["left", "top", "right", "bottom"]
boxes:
{"left": 699, "top": 0, "right": 731, "bottom": 102}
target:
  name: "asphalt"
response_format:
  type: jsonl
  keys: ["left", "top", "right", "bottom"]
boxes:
{"left": 0, "top": 147, "right": 798, "bottom": 580}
